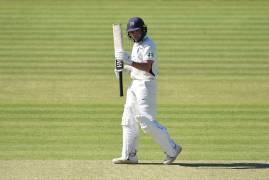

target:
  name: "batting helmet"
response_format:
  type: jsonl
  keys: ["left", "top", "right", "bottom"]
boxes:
{"left": 126, "top": 17, "right": 147, "bottom": 42}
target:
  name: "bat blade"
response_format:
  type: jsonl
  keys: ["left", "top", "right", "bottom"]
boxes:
{"left": 112, "top": 24, "right": 124, "bottom": 97}
{"left": 112, "top": 24, "right": 124, "bottom": 54}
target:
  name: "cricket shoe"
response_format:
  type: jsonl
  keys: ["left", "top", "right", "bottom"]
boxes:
{"left": 112, "top": 153, "right": 138, "bottom": 164}
{"left": 163, "top": 144, "right": 182, "bottom": 165}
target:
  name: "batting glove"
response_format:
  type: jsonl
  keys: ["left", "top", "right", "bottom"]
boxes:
{"left": 114, "top": 69, "right": 120, "bottom": 79}
{"left": 115, "top": 51, "right": 133, "bottom": 65}
{"left": 114, "top": 65, "right": 132, "bottom": 79}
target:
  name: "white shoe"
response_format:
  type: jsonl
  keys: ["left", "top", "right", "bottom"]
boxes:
{"left": 112, "top": 155, "right": 138, "bottom": 164}
{"left": 163, "top": 144, "right": 182, "bottom": 165}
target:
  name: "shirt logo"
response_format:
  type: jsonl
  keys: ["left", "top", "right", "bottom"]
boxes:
{"left": 147, "top": 52, "right": 154, "bottom": 58}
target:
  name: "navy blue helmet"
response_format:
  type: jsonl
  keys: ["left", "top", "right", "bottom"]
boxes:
{"left": 127, "top": 17, "right": 147, "bottom": 42}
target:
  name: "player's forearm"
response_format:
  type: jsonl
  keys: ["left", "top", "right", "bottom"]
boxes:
{"left": 131, "top": 61, "right": 152, "bottom": 73}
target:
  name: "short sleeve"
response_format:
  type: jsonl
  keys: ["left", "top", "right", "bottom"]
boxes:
{"left": 143, "top": 45, "right": 156, "bottom": 61}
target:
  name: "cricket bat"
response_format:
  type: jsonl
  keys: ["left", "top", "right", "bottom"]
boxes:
{"left": 112, "top": 24, "right": 124, "bottom": 97}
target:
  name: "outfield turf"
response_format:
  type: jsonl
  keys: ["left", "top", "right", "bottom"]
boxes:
{"left": 0, "top": 0, "right": 268, "bottom": 171}
{"left": 1, "top": 160, "right": 269, "bottom": 180}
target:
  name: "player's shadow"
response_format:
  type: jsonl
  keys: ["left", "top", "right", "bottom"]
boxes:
{"left": 138, "top": 162, "right": 269, "bottom": 169}
{"left": 177, "top": 162, "right": 269, "bottom": 169}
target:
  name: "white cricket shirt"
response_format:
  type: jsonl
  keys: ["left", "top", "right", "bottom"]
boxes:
{"left": 130, "top": 36, "right": 158, "bottom": 80}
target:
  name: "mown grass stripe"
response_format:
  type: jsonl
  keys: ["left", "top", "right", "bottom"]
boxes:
{"left": 0, "top": 0, "right": 268, "bottom": 161}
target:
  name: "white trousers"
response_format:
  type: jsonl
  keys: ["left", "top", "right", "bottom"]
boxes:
{"left": 121, "top": 79, "right": 178, "bottom": 159}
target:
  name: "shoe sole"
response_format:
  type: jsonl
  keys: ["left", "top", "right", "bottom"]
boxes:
{"left": 112, "top": 158, "right": 138, "bottom": 164}
{"left": 163, "top": 145, "right": 182, "bottom": 165}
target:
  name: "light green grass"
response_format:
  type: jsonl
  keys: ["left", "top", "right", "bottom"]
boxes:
{"left": 1, "top": 160, "right": 269, "bottom": 180}
{"left": 0, "top": 104, "right": 268, "bottom": 160}
{"left": 0, "top": 0, "right": 269, "bottom": 163}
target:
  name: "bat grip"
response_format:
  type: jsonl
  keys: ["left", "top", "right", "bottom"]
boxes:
{"left": 119, "top": 71, "right": 123, "bottom": 97}
{"left": 115, "top": 59, "right": 124, "bottom": 97}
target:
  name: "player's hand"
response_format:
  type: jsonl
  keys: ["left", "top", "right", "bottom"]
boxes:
{"left": 123, "top": 65, "right": 133, "bottom": 72}
{"left": 114, "top": 65, "right": 132, "bottom": 79}
{"left": 114, "top": 69, "right": 120, "bottom": 79}
{"left": 115, "top": 51, "right": 133, "bottom": 65}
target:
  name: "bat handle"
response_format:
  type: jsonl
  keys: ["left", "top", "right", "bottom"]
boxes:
{"left": 119, "top": 71, "right": 123, "bottom": 97}
{"left": 115, "top": 59, "right": 124, "bottom": 97}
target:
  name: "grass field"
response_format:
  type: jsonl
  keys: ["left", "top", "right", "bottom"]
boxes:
{"left": 0, "top": 0, "right": 269, "bottom": 179}
{"left": 1, "top": 160, "right": 269, "bottom": 180}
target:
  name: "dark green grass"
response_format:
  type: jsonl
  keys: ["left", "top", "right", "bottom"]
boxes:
{"left": 0, "top": 0, "right": 269, "bottom": 160}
